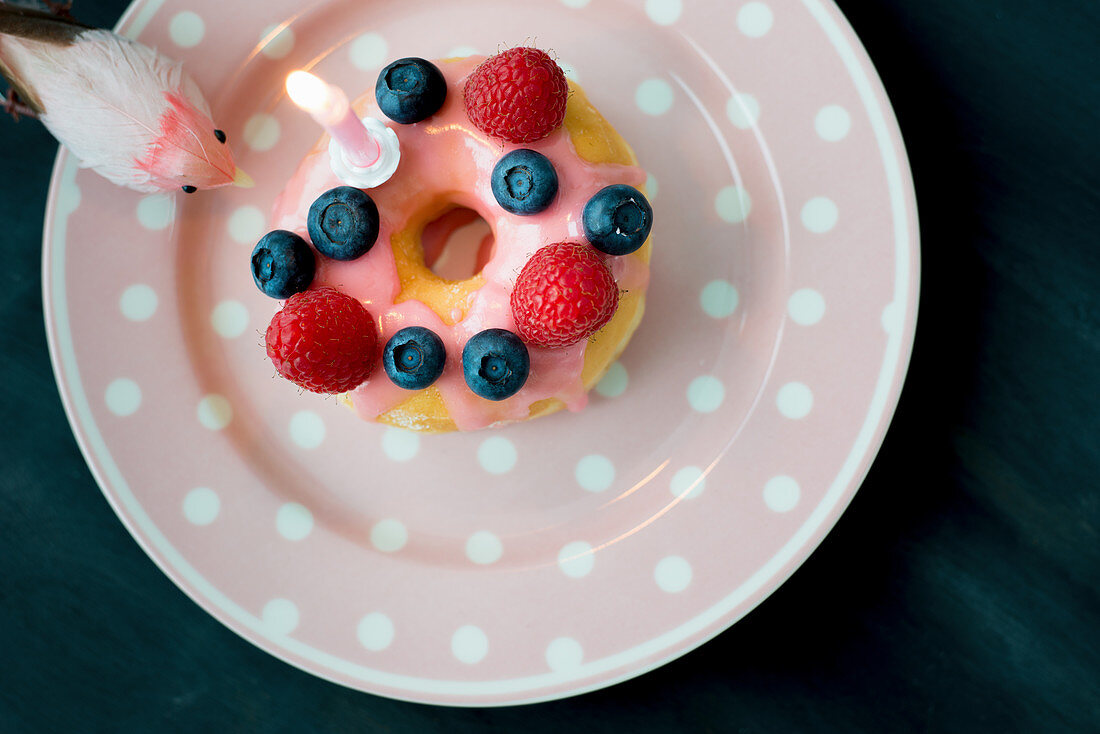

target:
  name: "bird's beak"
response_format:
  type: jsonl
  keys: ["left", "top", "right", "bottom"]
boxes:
{"left": 232, "top": 168, "right": 255, "bottom": 188}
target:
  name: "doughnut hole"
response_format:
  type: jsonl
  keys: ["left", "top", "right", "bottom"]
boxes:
{"left": 421, "top": 206, "right": 495, "bottom": 281}
{"left": 390, "top": 198, "right": 498, "bottom": 327}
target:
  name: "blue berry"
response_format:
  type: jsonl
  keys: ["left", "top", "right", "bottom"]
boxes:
{"left": 491, "top": 149, "right": 558, "bottom": 215}
{"left": 462, "top": 329, "right": 530, "bottom": 401}
{"left": 307, "top": 186, "right": 380, "bottom": 261}
{"left": 383, "top": 327, "right": 447, "bottom": 390}
{"left": 582, "top": 184, "right": 653, "bottom": 256}
{"left": 251, "top": 230, "right": 315, "bottom": 298}
{"left": 375, "top": 57, "right": 447, "bottom": 124}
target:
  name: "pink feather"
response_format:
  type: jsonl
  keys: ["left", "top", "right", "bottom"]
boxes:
{"left": 135, "top": 91, "right": 236, "bottom": 190}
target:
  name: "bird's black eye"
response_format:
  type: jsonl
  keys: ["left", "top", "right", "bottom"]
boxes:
{"left": 213, "top": 129, "right": 226, "bottom": 144}
{"left": 182, "top": 185, "right": 197, "bottom": 194}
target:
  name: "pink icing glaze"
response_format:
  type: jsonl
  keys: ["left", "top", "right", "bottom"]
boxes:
{"left": 270, "top": 57, "right": 647, "bottom": 430}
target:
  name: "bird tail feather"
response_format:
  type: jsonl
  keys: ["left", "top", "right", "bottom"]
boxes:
{"left": 0, "top": 2, "right": 89, "bottom": 111}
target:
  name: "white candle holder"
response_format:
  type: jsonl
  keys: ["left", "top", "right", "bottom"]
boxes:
{"left": 328, "top": 117, "right": 400, "bottom": 189}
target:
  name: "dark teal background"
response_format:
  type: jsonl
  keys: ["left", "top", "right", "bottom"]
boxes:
{"left": 2, "top": 1, "right": 1098, "bottom": 731}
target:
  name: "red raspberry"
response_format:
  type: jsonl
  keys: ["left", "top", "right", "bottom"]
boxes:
{"left": 511, "top": 242, "right": 620, "bottom": 348}
{"left": 463, "top": 47, "right": 569, "bottom": 144}
{"left": 265, "top": 287, "right": 379, "bottom": 394}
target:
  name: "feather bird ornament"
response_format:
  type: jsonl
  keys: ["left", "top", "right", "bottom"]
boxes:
{"left": 0, "top": 2, "right": 251, "bottom": 193}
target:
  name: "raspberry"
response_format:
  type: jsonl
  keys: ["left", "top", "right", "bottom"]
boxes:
{"left": 265, "top": 287, "right": 379, "bottom": 394}
{"left": 510, "top": 242, "right": 620, "bottom": 348}
{"left": 463, "top": 47, "right": 569, "bottom": 144}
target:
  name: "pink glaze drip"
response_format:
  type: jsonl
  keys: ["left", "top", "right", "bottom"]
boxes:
{"left": 270, "top": 57, "right": 647, "bottom": 430}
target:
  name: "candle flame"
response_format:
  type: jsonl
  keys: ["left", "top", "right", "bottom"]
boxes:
{"left": 286, "top": 71, "right": 332, "bottom": 116}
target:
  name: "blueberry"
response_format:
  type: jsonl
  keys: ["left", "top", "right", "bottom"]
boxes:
{"left": 307, "top": 186, "right": 380, "bottom": 261}
{"left": 383, "top": 327, "right": 447, "bottom": 390}
{"left": 582, "top": 184, "right": 653, "bottom": 256}
{"left": 375, "top": 57, "right": 447, "bottom": 124}
{"left": 462, "top": 329, "right": 530, "bottom": 401}
{"left": 251, "top": 230, "right": 315, "bottom": 298}
{"left": 491, "top": 149, "right": 558, "bottom": 215}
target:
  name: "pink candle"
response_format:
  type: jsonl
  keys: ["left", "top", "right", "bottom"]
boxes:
{"left": 286, "top": 71, "right": 380, "bottom": 168}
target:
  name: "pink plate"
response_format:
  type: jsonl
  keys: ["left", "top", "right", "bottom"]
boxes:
{"left": 43, "top": 0, "right": 918, "bottom": 706}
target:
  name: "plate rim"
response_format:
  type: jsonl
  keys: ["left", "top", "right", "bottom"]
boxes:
{"left": 42, "top": 0, "right": 920, "bottom": 706}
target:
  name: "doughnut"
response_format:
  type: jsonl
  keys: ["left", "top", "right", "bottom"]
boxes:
{"left": 258, "top": 52, "right": 653, "bottom": 432}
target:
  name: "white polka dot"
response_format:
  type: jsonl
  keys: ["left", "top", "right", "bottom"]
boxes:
{"left": 349, "top": 32, "right": 388, "bottom": 71}
{"left": 646, "top": 0, "right": 682, "bottom": 25}
{"left": 452, "top": 625, "right": 488, "bottom": 664}
{"left": 595, "top": 361, "right": 628, "bottom": 398}
{"left": 645, "top": 173, "right": 658, "bottom": 201}
{"left": 788, "top": 289, "right": 825, "bottom": 325}
{"left": 737, "top": 2, "right": 774, "bottom": 37}
{"left": 655, "top": 556, "right": 693, "bottom": 593}
{"left": 715, "top": 186, "right": 752, "bottom": 223}
{"left": 560, "top": 0, "right": 590, "bottom": 7}
{"left": 478, "top": 436, "right": 517, "bottom": 475}
{"left": 169, "top": 11, "right": 205, "bottom": 47}
{"left": 764, "top": 475, "right": 801, "bottom": 512}
{"left": 777, "top": 382, "right": 813, "bottom": 419}
{"left": 635, "top": 78, "right": 674, "bottom": 116}
{"left": 259, "top": 24, "right": 295, "bottom": 59}
{"left": 558, "top": 541, "right": 595, "bottom": 578}
{"left": 382, "top": 428, "right": 419, "bottom": 462}
{"left": 357, "top": 612, "right": 394, "bottom": 651}
{"left": 261, "top": 599, "right": 299, "bottom": 635}
{"left": 289, "top": 410, "right": 325, "bottom": 449}
{"left": 244, "top": 114, "right": 280, "bottom": 152}
{"left": 182, "top": 487, "right": 219, "bottom": 525}
{"left": 687, "top": 376, "right": 725, "bottom": 413}
{"left": 447, "top": 45, "right": 480, "bottom": 57}
{"left": 119, "top": 284, "right": 157, "bottom": 321}
{"left": 670, "top": 466, "right": 705, "bottom": 500}
{"left": 726, "top": 93, "right": 760, "bottom": 129}
{"left": 136, "top": 194, "right": 174, "bottom": 230}
{"left": 105, "top": 379, "right": 141, "bottom": 416}
{"left": 815, "top": 105, "right": 851, "bottom": 141}
{"left": 211, "top": 300, "right": 249, "bottom": 338}
{"left": 197, "top": 394, "right": 232, "bottom": 430}
{"left": 546, "top": 637, "right": 584, "bottom": 672}
{"left": 276, "top": 502, "right": 313, "bottom": 541}
{"left": 801, "top": 197, "right": 838, "bottom": 233}
{"left": 466, "top": 531, "right": 503, "bottom": 565}
{"left": 882, "top": 302, "right": 902, "bottom": 334}
{"left": 575, "top": 455, "right": 615, "bottom": 493}
{"left": 58, "top": 181, "right": 81, "bottom": 215}
{"left": 370, "top": 519, "right": 408, "bottom": 553}
{"left": 228, "top": 205, "right": 266, "bottom": 244}
{"left": 700, "top": 279, "right": 739, "bottom": 318}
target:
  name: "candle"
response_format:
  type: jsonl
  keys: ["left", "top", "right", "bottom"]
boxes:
{"left": 286, "top": 70, "right": 380, "bottom": 167}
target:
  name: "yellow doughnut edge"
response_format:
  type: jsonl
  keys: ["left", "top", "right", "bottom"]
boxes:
{"left": 344, "top": 79, "right": 652, "bottom": 432}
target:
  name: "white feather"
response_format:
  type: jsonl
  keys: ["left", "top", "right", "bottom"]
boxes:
{"left": 0, "top": 29, "right": 209, "bottom": 192}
